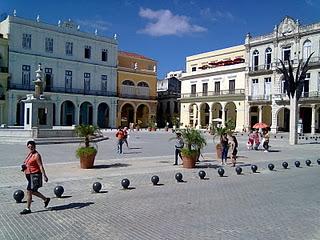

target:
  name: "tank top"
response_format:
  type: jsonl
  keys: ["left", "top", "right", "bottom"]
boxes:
{"left": 24, "top": 151, "right": 41, "bottom": 174}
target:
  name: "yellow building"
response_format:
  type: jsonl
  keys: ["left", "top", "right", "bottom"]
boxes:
{"left": 180, "top": 45, "right": 246, "bottom": 132}
{"left": 0, "top": 34, "right": 8, "bottom": 125}
{"left": 117, "top": 51, "right": 157, "bottom": 128}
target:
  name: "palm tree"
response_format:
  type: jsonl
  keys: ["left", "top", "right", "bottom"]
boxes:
{"left": 278, "top": 53, "right": 313, "bottom": 145}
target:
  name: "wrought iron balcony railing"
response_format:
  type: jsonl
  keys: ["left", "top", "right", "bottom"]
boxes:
{"left": 119, "top": 93, "right": 157, "bottom": 100}
{"left": 247, "top": 95, "right": 272, "bottom": 101}
{"left": 181, "top": 89, "right": 245, "bottom": 98}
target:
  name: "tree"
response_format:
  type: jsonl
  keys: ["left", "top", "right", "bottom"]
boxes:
{"left": 278, "top": 53, "right": 313, "bottom": 145}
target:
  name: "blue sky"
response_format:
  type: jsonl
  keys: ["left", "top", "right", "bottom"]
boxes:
{"left": 1, "top": 0, "right": 319, "bottom": 79}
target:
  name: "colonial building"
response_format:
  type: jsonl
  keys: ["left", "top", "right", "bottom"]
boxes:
{"left": 117, "top": 51, "right": 157, "bottom": 128}
{"left": 245, "top": 16, "right": 320, "bottom": 134}
{"left": 0, "top": 14, "right": 118, "bottom": 128}
{"left": 180, "top": 45, "right": 246, "bottom": 132}
{"left": 0, "top": 34, "right": 8, "bottom": 125}
{"left": 157, "top": 71, "right": 182, "bottom": 128}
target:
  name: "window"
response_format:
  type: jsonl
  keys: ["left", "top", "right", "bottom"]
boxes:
{"left": 264, "top": 77, "right": 271, "bottom": 97}
{"left": 101, "top": 75, "right": 108, "bottom": 92}
{"left": 214, "top": 82, "right": 220, "bottom": 94}
{"left": 283, "top": 47, "right": 291, "bottom": 62}
{"left": 101, "top": 49, "right": 108, "bottom": 61}
{"left": 45, "top": 38, "right": 53, "bottom": 53}
{"left": 282, "top": 79, "right": 287, "bottom": 94}
{"left": 253, "top": 50, "right": 259, "bottom": 71}
{"left": 65, "top": 42, "right": 73, "bottom": 56}
{"left": 202, "top": 83, "right": 208, "bottom": 96}
{"left": 22, "top": 34, "right": 31, "bottom": 49}
{"left": 303, "top": 73, "right": 310, "bottom": 97}
{"left": 84, "top": 73, "right": 90, "bottom": 93}
{"left": 22, "top": 65, "right": 31, "bottom": 86}
{"left": 45, "top": 68, "right": 53, "bottom": 91}
{"left": 303, "top": 40, "right": 312, "bottom": 60}
{"left": 229, "top": 80, "right": 235, "bottom": 94}
{"left": 191, "top": 84, "right": 196, "bottom": 96}
{"left": 265, "top": 48, "right": 272, "bottom": 69}
{"left": 137, "top": 82, "right": 149, "bottom": 87}
{"left": 65, "top": 70, "right": 72, "bottom": 90}
{"left": 84, "top": 45, "right": 91, "bottom": 59}
{"left": 122, "top": 80, "right": 134, "bottom": 86}
{"left": 191, "top": 67, "right": 196, "bottom": 72}
{"left": 252, "top": 79, "right": 259, "bottom": 96}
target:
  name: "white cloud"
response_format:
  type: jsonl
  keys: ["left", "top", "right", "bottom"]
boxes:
{"left": 305, "top": 0, "right": 313, "bottom": 6}
{"left": 76, "top": 19, "right": 111, "bottom": 32}
{"left": 200, "top": 8, "right": 235, "bottom": 22}
{"left": 137, "top": 8, "right": 207, "bottom": 37}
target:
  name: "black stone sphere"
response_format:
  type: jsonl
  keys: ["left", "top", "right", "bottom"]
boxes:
{"left": 305, "top": 160, "right": 311, "bottom": 166}
{"left": 92, "top": 182, "right": 102, "bottom": 193}
{"left": 317, "top": 159, "right": 320, "bottom": 165}
{"left": 268, "top": 163, "right": 275, "bottom": 171}
{"left": 121, "top": 178, "right": 130, "bottom": 189}
{"left": 218, "top": 168, "right": 225, "bottom": 177}
{"left": 175, "top": 172, "right": 183, "bottom": 182}
{"left": 294, "top": 161, "right": 301, "bottom": 168}
{"left": 151, "top": 175, "right": 159, "bottom": 185}
{"left": 54, "top": 186, "right": 64, "bottom": 198}
{"left": 198, "top": 170, "right": 206, "bottom": 179}
{"left": 235, "top": 166, "right": 242, "bottom": 175}
{"left": 282, "top": 162, "right": 289, "bottom": 169}
{"left": 13, "top": 190, "right": 24, "bottom": 203}
{"left": 251, "top": 165, "right": 258, "bottom": 173}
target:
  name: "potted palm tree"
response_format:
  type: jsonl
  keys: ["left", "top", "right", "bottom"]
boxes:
{"left": 179, "top": 128, "right": 207, "bottom": 168}
{"left": 75, "top": 124, "right": 100, "bottom": 169}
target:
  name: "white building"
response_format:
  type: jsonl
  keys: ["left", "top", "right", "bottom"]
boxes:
{"left": 180, "top": 45, "right": 246, "bottom": 131}
{"left": 245, "top": 16, "right": 320, "bottom": 134}
{"left": 0, "top": 14, "right": 118, "bottom": 128}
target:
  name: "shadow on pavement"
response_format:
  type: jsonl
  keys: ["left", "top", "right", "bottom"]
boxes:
{"left": 123, "top": 152, "right": 142, "bottom": 155}
{"left": 93, "top": 163, "right": 130, "bottom": 169}
{"left": 50, "top": 202, "right": 94, "bottom": 211}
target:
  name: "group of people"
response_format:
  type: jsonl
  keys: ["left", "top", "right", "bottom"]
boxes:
{"left": 247, "top": 129, "right": 270, "bottom": 152}
{"left": 115, "top": 126, "right": 130, "bottom": 154}
{"left": 220, "top": 133, "right": 238, "bottom": 166}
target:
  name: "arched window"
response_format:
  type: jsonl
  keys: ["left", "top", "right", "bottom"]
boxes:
{"left": 303, "top": 40, "right": 312, "bottom": 60}
{"left": 265, "top": 48, "right": 272, "bottom": 70}
{"left": 137, "top": 82, "right": 149, "bottom": 87}
{"left": 252, "top": 50, "right": 259, "bottom": 71}
{"left": 122, "top": 80, "right": 134, "bottom": 86}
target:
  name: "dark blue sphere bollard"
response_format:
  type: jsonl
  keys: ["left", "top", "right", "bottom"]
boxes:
{"left": 218, "top": 168, "right": 225, "bottom": 177}
{"left": 151, "top": 175, "right": 159, "bottom": 185}
{"left": 198, "top": 170, "right": 206, "bottom": 179}
{"left": 295, "top": 161, "right": 300, "bottom": 168}
{"left": 54, "top": 186, "right": 64, "bottom": 198}
{"left": 121, "top": 178, "right": 130, "bottom": 189}
{"left": 268, "top": 163, "right": 275, "bottom": 171}
{"left": 317, "top": 159, "right": 320, "bottom": 165}
{"left": 282, "top": 162, "right": 289, "bottom": 169}
{"left": 305, "top": 160, "right": 311, "bottom": 166}
{"left": 235, "top": 166, "right": 242, "bottom": 175}
{"left": 13, "top": 190, "right": 24, "bottom": 203}
{"left": 251, "top": 165, "right": 258, "bottom": 173}
{"left": 175, "top": 173, "right": 183, "bottom": 182}
{"left": 92, "top": 182, "right": 102, "bottom": 193}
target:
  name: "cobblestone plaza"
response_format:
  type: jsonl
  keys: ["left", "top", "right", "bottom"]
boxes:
{"left": 0, "top": 131, "right": 319, "bottom": 240}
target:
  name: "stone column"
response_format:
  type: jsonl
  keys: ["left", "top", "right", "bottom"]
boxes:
{"left": 209, "top": 104, "right": 213, "bottom": 128}
{"left": 258, "top": 105, "right": 263, "bottom": 123}
{"left": 311, "top": 104, "right": 316, "bottom": 135}
{"left": 221, "top": 103, "right": 226, "bottom": 128}
{"left": 75, "top": 105, "right": 79, "bottom": 125}
{"left": 195, "top": 103, "right": 200, "bottom": 129}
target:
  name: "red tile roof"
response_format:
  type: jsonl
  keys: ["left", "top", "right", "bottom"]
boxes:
{"left": 119, "top": 51, "right": 155, "bottom": 61}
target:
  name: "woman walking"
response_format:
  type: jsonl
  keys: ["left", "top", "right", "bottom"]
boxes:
{"left": 220, "top": 133, "right": 229, "bottom": 165}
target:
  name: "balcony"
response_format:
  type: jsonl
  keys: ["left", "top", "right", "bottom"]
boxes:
{"left": 120, "top": 85, "right": 156, "bottom": 100}
{"left": 8, "top": 83, "right": 117, "bottom": 97}
{"left": 181, "top": 89, "right": 245, "bottom": 99}
{"left": 274, "top": 91, "right": 320, "bottom": 102}
{"left": 247, "top": 94, "right": 272, "bottom": 102}
{"left": 249, "top": 64, "right": 273, "bottom": 73}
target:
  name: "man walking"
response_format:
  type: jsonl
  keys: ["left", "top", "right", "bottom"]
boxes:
{"left": 115, "top": 127, "right": 125, "bottom": 154}
{"left": 174, "top": 132, "right": 184, "bottom": 165}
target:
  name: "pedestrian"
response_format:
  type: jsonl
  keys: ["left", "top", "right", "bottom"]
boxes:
{"left": 20, "top": 140, "right": 50, "bottom": 215}
{"left": 253, "top": 129, "right": 260, "bottom": 150}
{"left": 262, "top": 129, "right": 270, "bottom": 152}
{"left": 174, "top": 132, "right": 184, "bottom": 165}
{"left": 115, "top": 126, "right": 125, "bottom": 154}
{"left": 247, "top": 130, "right": 254, "bottom": 150}
{"left": 220, "top": 133, "right": 229, "bottom": 165}
{"left": 229, "top": 135, "right": 238, "bottom": 167}
{"left": 123, "top": 127, "right": 130, "bottom": 148}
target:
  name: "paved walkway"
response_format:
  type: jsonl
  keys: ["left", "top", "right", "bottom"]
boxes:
{"left": 0, "top": 131, "right": 319, "bottom": 239}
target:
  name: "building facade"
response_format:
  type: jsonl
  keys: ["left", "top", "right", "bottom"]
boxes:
{"left": 0, "top": 34, "right": 8, "bottom": 125}
{"left": 245, "top": 16, "right": 320, "bottom": 134}
{"left": 156, "top": 71, "right": 182, "bottom": 128}
{"left": 0, "top": 15, "right": 118, "bottom": 128}
{"left": 117, "top": 51, "right": 157, "bottom": 128}
{"left": 180, "top": 45, "right": 246, "bottom": 132}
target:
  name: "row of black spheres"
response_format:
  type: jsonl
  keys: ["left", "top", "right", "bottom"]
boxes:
{"left": 13, "top": 159, "right": 320, "bottom": 203}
